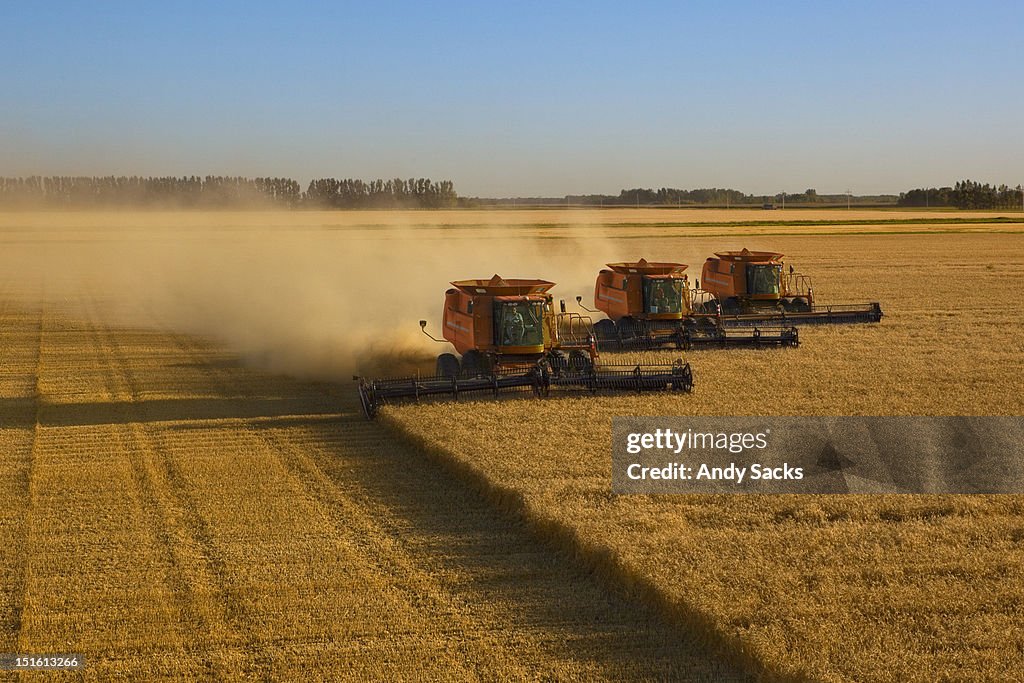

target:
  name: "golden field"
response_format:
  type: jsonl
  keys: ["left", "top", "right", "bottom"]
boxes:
{"left": 1, "top": 208, "right": 1022, "bottom": 681}
{"left": 2, "top": 209, "right": 1020, "bottom": 248}
{"left": 385, "top": 228, "right": 1024, "bottom": 681}
{"left": 0, "top": 294, "right": 749, "bottom": 680}
{"left": 0, "top": 210, "right": 769, "bottom": 681}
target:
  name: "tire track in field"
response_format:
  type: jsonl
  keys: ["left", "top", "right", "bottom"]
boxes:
{"left": 156, "top": 332, "right": 489, "bottom": 679}
{"left": 86, "top": 295, "right": 258, "bottom": 678}
{"left": 125, "top": 325, "right": 481, "bottom": 678}
{"left": 254, "top": 424, "right": 543, "bottom": 679}
{"left": 177, "top": 339, "right": 538, "bottom": 676}
{"left": 15, "top": 293, "right": 198, "bottom": 666}
{"left": 186, "top": 336, "right": 750, "bottom": 680}
{"left": 0, "top": 295, "right": 41, "bottom": 654}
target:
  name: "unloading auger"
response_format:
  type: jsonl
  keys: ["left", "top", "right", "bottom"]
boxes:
{"left": 355, "top": 275, "right": 692, "bottom": 418}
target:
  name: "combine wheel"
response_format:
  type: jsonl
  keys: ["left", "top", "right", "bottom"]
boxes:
{"left": 791, "top": 298, "right": 812, "bottom": 312}
{"left": 461, "top": 349, "right": 490, "bottom": 377}
{"left": 593, "top": 318, "right": 616, "bottom": 341}
{"left": 781, "top": 297, "right": 810, "bottom": 312}
{"left": 436, "top": 353, "right": 460, "bottom": 379}
{"left": 720, "top": 298, "right": 741, "bottom": 315}
{"left": 548, "top": 351, "right": 569, "bottom": 373}
{"left": 619, "top": 317, "right": 639, "bottom": 340}
{"left": 568, "top": 350, "right": 593, "bottom": 372}
{"left": 696, "top": 300, "right": 720, "bottom": 316}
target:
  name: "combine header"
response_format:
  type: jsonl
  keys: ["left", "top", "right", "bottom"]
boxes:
{"left": 699, "top": 249, "right": 883, "bottom": 326}
{"left": 582, "top": 259, "right": 799, "bottom": 350}
{"left": 355, "top": 275, "right": 692, "bottom": 418}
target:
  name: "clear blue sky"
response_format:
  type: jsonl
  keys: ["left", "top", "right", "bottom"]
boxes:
{"left": 2, "top": 1, "right": 1021, "bottom": 196}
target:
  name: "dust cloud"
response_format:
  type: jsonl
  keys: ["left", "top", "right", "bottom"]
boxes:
{"left": 0, "top": 212, "right": 639, "bottom": 380}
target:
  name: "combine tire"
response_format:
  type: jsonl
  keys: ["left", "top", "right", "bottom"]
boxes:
{"left": 568, "top": 350, "right": 593, "bottom": 372}
{"left": 780, "top": 297, "right": 811, "bottom": 313}
{"left": 618, "top": 317, "right": 639, "bottom": 341}
{"left": 593, "top": 319, "right": 616, "bottom": 341}
{"left": 720, "top": 298, "right": 741, "bottom": 315}
{"left": 436, "top": 353, "right": 460, "bottom": 379}
{"left": 693, "top": 301, "right": 712, "bottom": 315}
{"left": 461, "top": 350, "right": 490, "bottom": 377}
{"left": 548, "top": 351, "right": 569, "bottom": 373}
{"left": 698, "top": 317, "right": 719, "bottom": 332}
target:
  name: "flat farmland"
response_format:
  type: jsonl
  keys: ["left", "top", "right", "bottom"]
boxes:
{"left": 0, "top": 292, "right": 753, "bottom": 680}
{"left": 1, "top": 209, "right": 1022, "bottom": 681}
{"left": 385, "top": 227, "right": 1024, "bottom": 681}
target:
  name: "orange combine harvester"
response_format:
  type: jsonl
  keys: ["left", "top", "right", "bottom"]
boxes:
{"left": 356, "top": 275, "right": 692, "bottom": 418}
{"left": 698, "top": 249, "right": 883, "bottom": 325}
{"left": 581, "top": 259, "right": 799, "bottom": 350}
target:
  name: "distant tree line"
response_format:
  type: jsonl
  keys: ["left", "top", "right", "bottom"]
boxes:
{"left": 618, "top": 187, "right": 752, "bottom": 206}
{"left": 305, "top": 177, "right": 457, "bottom": 208}
{"left": 0, "top": 175, "right": 457, "bottom": 209}
{"left": 487, "top": 187, "right": 896, "bottom": 207}
{"left": 554, "top": 187, "right": 753, "bottom": 206}
{"left": 898, "top": 180, "right": 1024, "bottom": 209}
{"left": 0, "top": 176, "right": 301, "bottom": 208}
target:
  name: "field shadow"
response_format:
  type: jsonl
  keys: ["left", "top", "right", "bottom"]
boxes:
{"left": 292, "top": 391, "right": 754, "bottom": 681}
{"left": 0, "top": 397, "right": 37, "bottom": 429}
{"left": 30, "top": 396, "right": 339, "bottom": 428}
{"left": 171, "top": 413, "right": 344, "bottom": 431}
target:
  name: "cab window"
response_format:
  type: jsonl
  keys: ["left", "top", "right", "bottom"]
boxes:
{"left": 747, "top": 265, "right": 781, "bottom": 295}
{"left": 643, "top": 278, "right": 683, "bottom": 314}
{"left": 495, "top": 301, "right": 544, "bottom": 346}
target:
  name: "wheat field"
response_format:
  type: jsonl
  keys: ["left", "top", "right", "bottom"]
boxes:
{"left": 0, "top": 208, "right": 772, "bottom": 680}
{"left": 0, "top": 288, "right": 758, "bottom": 680}
{"left": 1, "top": 209, "right": 1022, "bottom": 681}
{"left": 385, "top": 228, "right": 1024, "bottom": 682}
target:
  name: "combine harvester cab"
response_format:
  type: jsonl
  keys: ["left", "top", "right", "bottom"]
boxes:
{"left": 356, "top": 275, "right": 692, "bottom": 418}
{"left": 583, "top": 259, "right": 799, "bottom": 350}
{"left": 699, "top": 248, "right": 883, "bottom": 326}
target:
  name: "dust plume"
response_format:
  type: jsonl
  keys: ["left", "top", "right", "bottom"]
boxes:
{"left": 0, "top": 211, "right": 632, "bottom": 380}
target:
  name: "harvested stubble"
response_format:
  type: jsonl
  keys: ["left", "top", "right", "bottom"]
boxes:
{"left": 0, "top": 287, "right": 750, "bottom": 680}
{"left": 385, "top": 231, "right": 1024, "bottom": 682}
